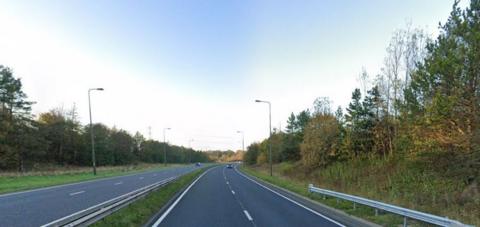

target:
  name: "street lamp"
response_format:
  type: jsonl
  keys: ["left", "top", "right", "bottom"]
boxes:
{"left": 88, "top": 88, "right": 104, "bottom": 175}
{"left": 188, "top": 139, "right": 194, "bottom": 148}
{"left": 236, "top": 130, "right": 244, "bottom": 152}
{"left": 188, "top": 139, "right": 194, "bottom": 163}
{"left": 163, "top": 127, "right": 171, "bottom": 166}
{"left": 255, "top": 99, "right": 272, "bottom": 176}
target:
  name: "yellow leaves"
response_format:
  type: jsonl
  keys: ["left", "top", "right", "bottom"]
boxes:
{"left": 256, "top": 153, "right": 267, "bottom": 164}
{"left": 38, "top": 111, "right": 65, "bottom": 124}
{"left": 300, "top": 114, "right": 341, "bottom": 168}
{"left": 408, "top": 116, "right": 472, "bottom": 153}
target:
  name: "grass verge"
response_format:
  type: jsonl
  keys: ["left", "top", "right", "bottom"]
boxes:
{"left": 0, "top": 163, "right": 186, "bottom": 195}
{"left": 92, "top": 167, "right": 207, "bottom": 227}
{"left": 240, "top": 165, "right": 430, "bottom": 227}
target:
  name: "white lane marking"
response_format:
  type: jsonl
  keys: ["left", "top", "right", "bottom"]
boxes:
{"left": 69, "top": 191, "right": 85, "bottom": 196}
{"left": 153, "top": 174, "right": 157, "bottom": 177}
{"left": 234, "top": 167, "right": 345, "bottom": 227}
{"left": 139, "top": 177, "right": 144, "bottom": 180}
{"left": 225, "top": 166, "right": 257, "bottom": 226}
{"left": 152, "top": 167, "right": 217, "bottom": 227}
{"left": 114, "top": 182, "right": 123, "bottom": 185}
{"left": 0, "top": 167, "right": 183, "bottom": 198}
{"left": 41, "top": 177, "right": 175, "bottom": 227}
{"left": 243, "top": 210, "right": 253, "bottom": 221}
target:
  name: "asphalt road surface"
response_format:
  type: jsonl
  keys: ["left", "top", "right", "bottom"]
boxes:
{"left": 154, "top": 165, "right": 345, "bottom": 227}
{"left": 0, "top": 165, "right": 201, "bottom": 227}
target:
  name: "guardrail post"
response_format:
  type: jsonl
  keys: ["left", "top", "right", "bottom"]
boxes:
{"left": 403, "top": 216, "right": 407, "bottom": 227}
{"left": 308, "top": 184, "right": 313, "bottom": 193}
{"left": 353, "top": 202, "right": 356, "bottom": 210}
{"left": 375, "top": 209, "right": 378, "bottom": 216}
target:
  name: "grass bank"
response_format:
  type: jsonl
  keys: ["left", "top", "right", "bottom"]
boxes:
{"left": 92, "top": 167, "right": 208, "bottom": 227}
{"left": 241, "top": 157, "right": 478, "bottom": 226}
{"left": 0, "top": 163, "right": 186, "bottom": 195}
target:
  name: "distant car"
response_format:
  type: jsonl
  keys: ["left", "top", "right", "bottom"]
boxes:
{"left": 195, "top": 162, "right": 201, "bottom": 167}
{"left": 226, "top": 164, "right": 233, "bottom": 169}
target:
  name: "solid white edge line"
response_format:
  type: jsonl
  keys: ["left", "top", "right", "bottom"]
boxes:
{"left": 0, "top": 166, "right": 192, "bottom": 198}
{"left": 0, "top": 165, "right": 191, "bottom": 198}
{"left": 40, "top": 177, "right": 175, "bottom": 227}
{"left": 69, "top": 191, "right": 85, "bottom": 196}
{"left": 243, "top": 210, "right": 253, "bottom": 221}
{"left": 234, "top": 167, "right": 346, "bottom": 227}
{"left": 151, "top": 167, "right": 216, "bottom": 227}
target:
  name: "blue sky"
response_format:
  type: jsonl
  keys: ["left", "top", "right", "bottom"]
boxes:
{"left": 0, "top": 0, "right": 469, "bottom": 150}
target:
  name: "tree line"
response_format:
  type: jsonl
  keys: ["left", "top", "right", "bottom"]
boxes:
{"left": 206, "top": 150, "right": 244, "bottom": 162}
{"left": 244, "top": 1, "right": 480, "bottom": 181}
{"left": 0, "top": 67, "right": 210, "bottom": 171}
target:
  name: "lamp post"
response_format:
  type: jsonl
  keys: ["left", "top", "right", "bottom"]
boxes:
{"left": 255, "top": 99, "right": 272, "bottom": 176}
{"left": 236, "top": 130, "right": 244, "bottom": 152}
{"left": 163, "top": 127, "right": 171, "bottom": 166}
{"left": 88, "top": 88, "right": 104, "bottom": 175}
{"left": 188, "top": 139, "right": 194, "bottom": 163}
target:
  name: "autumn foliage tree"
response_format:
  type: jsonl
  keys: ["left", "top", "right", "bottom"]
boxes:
{"left": 301, "top": 114, "right": 341, "bottom": 169}
{"left": 245, "top": 1, "right": 480, "bottom": 183}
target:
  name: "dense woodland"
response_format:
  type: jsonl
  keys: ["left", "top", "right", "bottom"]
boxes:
{"left": 244, "top": 1, "right": 480, "bottom": 183}
{"left": 0, "top": 69, "right": 210, "bottom": 171}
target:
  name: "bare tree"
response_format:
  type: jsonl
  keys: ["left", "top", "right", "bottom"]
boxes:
{"left": 376, "top": 24, "right": 430, "bottom": 158}
{"left": 385, "top": 30, "right": 405, "bottom": 117}
{"left": 313, "top": 97, "right": 332, "bottom": 116}
{"left": 403, "top": 24, "right": 430, "bottom": 89}
{"left": 357, "top": 67, "right": 370, "bottom": 96}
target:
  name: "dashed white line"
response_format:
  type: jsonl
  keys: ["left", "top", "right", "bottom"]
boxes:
{"left": 226, "top": 181, "right": 229, "bottom": 185}
{"left": 69, "top": 191, "right": 85, "bottom": 196}
{"left": 234, "top": 167, "right": 345, "bottom": 227}
{"left": 243, "top": 210, "right": 253, "bottom": 221}
{"left": 231, "top": 190, "right": 235, "bottom": 195}
{"left": 114, "top": 182, "right": 123, "bottom": 185}
{"left": 139, "top": 177, "right": 144, "bottom": 180}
